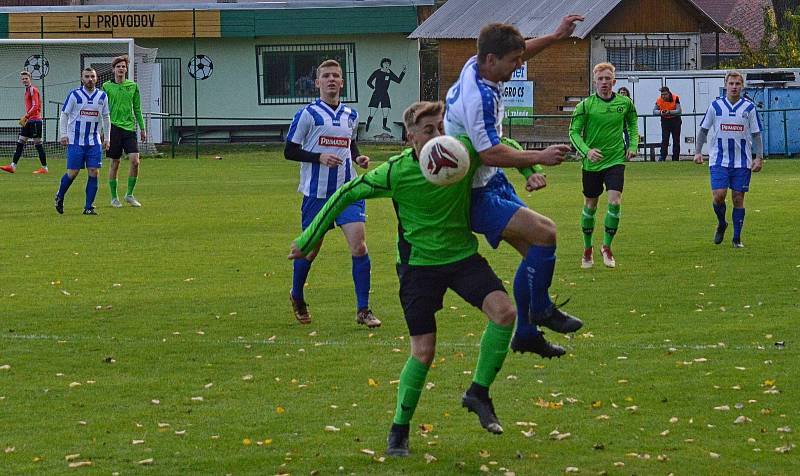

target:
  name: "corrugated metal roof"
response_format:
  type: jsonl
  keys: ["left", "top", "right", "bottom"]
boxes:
{"left": 409, "top": 0, "right": 724, "bottom": 39}
{"left": 0, "top": 0, "right": 434, "bottom": 14}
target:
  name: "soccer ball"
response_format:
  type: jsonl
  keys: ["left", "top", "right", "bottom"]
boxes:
{"left": 23, "top": 54, "right": 49, "bottom": 80}
{"left": 188, "top": 54, "right": 214, "bottom": 80}
{"left": 418, "top": 135, "right": 470, "bottom": 186}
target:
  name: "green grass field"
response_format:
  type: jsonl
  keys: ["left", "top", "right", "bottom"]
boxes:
{"left": 1, "top": 146, "right": 797, "bottom": 475}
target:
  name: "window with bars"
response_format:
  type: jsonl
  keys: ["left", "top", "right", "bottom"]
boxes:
{"left": 603, "top": 38, "right": 690, "bottom": 71}
{"left": 256, "top": 43, "right": 357, "bottom": 105}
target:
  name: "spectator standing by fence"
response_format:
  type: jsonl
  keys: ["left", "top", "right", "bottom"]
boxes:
{"left": 654, "top": 86, "right": 682, "bottom": 161}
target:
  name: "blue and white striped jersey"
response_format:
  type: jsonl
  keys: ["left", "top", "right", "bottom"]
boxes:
{"left": 444, "top": 55, "right": 503, "bottom": 188}
{"left": 61, "top": 86, "right": 109, "bottom": 146}
{"left": 700, "top": 96, "right": 762, "bottom": 168}
{"left": 287, "top": 99, "right": 359, "bottom": 199}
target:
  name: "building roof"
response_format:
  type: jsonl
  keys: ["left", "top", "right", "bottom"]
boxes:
{"left": 0, "top": 0, "right": 434, "bottom": 14}
{"left": 409, "top": 0, "right": 724, "bottom": 39}
{"left": 695, "top": 0, "right": 772, "bottom": 54}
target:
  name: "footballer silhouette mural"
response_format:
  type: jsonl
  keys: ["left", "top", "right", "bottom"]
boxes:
{"left": 365, "top": 57, "right": 406, "bottom": 139}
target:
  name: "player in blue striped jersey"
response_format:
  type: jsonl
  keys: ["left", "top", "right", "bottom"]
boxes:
{"left": 444, "top": 18, "right": 585, "bottom": 359}
{"left": 284, "top": 59, "right": 381, "bottom": 329}
{"left": 54, "top": 67, "right": 111, "bottom": 215}
{"left": 694, "top": 71, "right": 764, "bottom": 248}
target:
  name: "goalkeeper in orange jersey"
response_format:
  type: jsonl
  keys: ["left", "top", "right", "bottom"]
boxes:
{"left": 1, "top": 71, "right": 48, "bottom": 175}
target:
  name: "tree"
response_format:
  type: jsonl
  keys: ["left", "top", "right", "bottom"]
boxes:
{"left": 773, "top": 0, "right": 799, "bottom": 30}
{"left": 725, "top": 4, "right": 800, "bottom": 68}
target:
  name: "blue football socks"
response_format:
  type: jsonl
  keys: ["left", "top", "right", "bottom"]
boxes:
{"left": 352, "top": 254, "right": 371, "bottom": 310}
{"left": 732, "top": 207, "right": 745, "bottom": 241}
{"left": 85, "top": 175, "right": 98, "bottom": 210}
{"left": 291, "top": 258, "right": 312, "bottom": 301}
{"left": 713, "top": 202, "right": 727, "bottom": 226}
{"left": 528, "top": 245, "right": 556, "bottom": 314}
{"left": 57, "top": 173, "right": 74, "bottom": 198}
{"left": 513, "top": 260, "right": 537, "bottom": 338}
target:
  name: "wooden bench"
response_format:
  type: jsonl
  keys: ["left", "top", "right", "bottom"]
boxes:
{"left": 173, "top": 124, "right": 289, "bottom": 144}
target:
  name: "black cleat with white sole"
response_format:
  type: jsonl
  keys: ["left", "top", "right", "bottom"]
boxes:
{"left": 462, "top": 392, "right": 503, "bottom": 434}
{"left": 531, "top": 303, "right": 583, "bottom": 334}
{"left": 510, "top": 332, "right": 566, "bottom": 359}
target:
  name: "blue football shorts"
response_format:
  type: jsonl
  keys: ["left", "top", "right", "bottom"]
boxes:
{"left": 471, "top": 170, "right": 527, "bottom": 249}
{"left": 66, "top": 144, "right": 103, "bottom": 170}
{"left": 710, "top": 165, "right": 751, "bottom": 192}
{"left": 301, "top": 195, "right": 366, "bottom": 231}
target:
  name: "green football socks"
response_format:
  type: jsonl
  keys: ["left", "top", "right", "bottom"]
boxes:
{"left": 109, "top": 179, "right": 118, "bottom": 200}
{"left": 473, "top": 321, "right": 512, "bottom": 388}
{"left": 126, "top": 176, "right": 138, "bottom": 197}
{"left": 604, "top": 203, "right": 621, "bottom": 246}
{"left": 581, "top": 206, "right": 597, "bottom": 249}
{"left": 392, "top": 356, "right": 429, "bottom": 425}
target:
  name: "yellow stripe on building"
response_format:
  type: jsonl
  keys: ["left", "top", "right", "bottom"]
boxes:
{"left": 9, "top": 11, "right": 220, "bottom": 38}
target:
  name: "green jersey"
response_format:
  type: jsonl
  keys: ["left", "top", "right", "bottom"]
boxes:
{"left": 102, "top": 79, "right": 145, "bottom": 132}
{"left": 295, "top": 144, "right": 482, "bottom": 266}
{"left": 569, "top": 93, "right": 638, "bottom": 172}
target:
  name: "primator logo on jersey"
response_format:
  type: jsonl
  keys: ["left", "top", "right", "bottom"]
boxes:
{"left": 80, "top": 109, "right": 99, "bottom": 117}
{"left": 319, "top": 136, "right": 350, "bottom": 148}
{"left": 721, "top": 123, "right": 745, "bottom": 132}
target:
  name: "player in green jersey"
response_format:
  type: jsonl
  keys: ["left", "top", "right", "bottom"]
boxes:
{"left": 103, "top": 55, "right": 146, "bottom": 208}
{"left": 569, "top": 62, "right": 638, "bottom": 269}
{"left": 290, "top": 101, "right": 519, "bottom": 456}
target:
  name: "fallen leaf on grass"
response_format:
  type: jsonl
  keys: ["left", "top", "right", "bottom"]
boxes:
{"left": 5, "top": 447, "right": 15, "bottom": 454}
{"left": 242, "top": 374, "right": 253, "bottom": 381}
{"left": 774, "top": 444, "right": 795, "bottom": 453}
{"left": 734, "top": 416, "right": 752, "bottom": 424}
{"left": 137, "top": 458, "right": 154, "bottom": 465}
{"left": 565, "top": 467, "right": 579, "bottom": 473}
{"left": 709, "top": 452, "right": 720, "bottom": 458}
{"left": 714, "top": 405, "right": 730, "bottom": 411}
{"left": 324, "top": 426, "right": 340, "bottom": 432}
{"left": 424, "top": 453, "right": 437, "bottom": 463}
{"left": 191, "top": 396, "right": 204, "bottom": 402}
{"left": 368, "top": 378, "right": 378, "bottom": 387}
{"left": 68, "top": 461, "right": 92, "bottom": 468}
{"left": 242, "top": 438, "right": 252, "bottom": 446}
{"left": 132, "top": 439, "right": 144, "bottom": 445}
{"left": 0, "top": 365, "right": 10, "bottom": 370}
{"left": 275, "top": 406, "right": 285, "bottom": 414}
{"left": 419, "top": 423, "right": 433, "bottom": 433}
{"left": 65, "top": 454, "right": 81, "bottom": 461}
{"left": 360, "top": 448, "right": 375, "bottom": 456}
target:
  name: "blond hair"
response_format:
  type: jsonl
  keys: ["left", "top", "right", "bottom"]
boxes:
{"left": 725, "top": 70, "right": 744, "bottom": 84}
{"left": 19, "top": 71, "right": 31, "bottom": 78}
{"left": 593, "top": 62, "right": 616, "bottom": 77}
{"left": 316, "top": 59, "right": 341, "bottom": 78}
{"left": 402, "top": 101, "right": 444, "bottom": 130}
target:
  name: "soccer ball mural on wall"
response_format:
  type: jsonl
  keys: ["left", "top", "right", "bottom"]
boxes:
{"left": 23, "top": 54, "right": 50, "bottom": 80}
{"left": 188, "top": 54, "right": 214, "bottom": 80}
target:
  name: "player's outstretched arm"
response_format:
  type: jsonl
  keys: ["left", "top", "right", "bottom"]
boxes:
{"left": 291, "top": 162, "right": 395, "bottom": 256}
{"left": 479, "top": 143, "right": 567, "bottom": 168}
{"left": 523, "top": 14, "right": 584, "bottom": 60}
